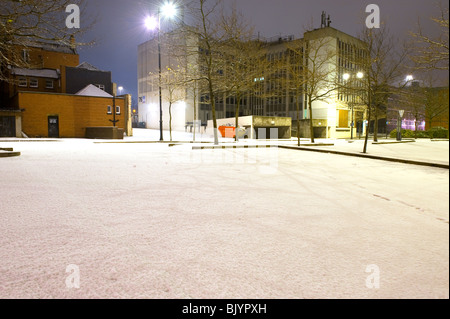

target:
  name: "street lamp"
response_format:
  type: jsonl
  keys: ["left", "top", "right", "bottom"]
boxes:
{"left": 397, "top": 109, "right": 405, "bottom": 141}
{"left": 145, "top": 2, "right": 178, "bottom": 141}
{"left": 398, "top": 111, "right": 403, "bottom": 140}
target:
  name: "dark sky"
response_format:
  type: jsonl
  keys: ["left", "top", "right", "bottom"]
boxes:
{"left": 77, "top": 0, "right": 444, "bottom": 100}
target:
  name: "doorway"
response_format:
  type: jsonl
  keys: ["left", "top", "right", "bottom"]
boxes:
{"left": 48, "top": 116, "right": 59, "bottom": 138}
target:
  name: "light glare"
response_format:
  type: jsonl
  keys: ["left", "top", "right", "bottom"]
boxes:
{"left": 145, "top": 16, "right": 158, "bottom": 30}
{"left": 161, "top": 2, "right": 177, "bottom": 19}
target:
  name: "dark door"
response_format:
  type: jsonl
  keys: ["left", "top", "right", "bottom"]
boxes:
{"left": 0, "top": 116, "right": 15, "bottom": 137}
{"left": 48, "top": 116, "right": 59, "bottom": 138}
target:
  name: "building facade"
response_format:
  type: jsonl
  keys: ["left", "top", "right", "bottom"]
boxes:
{"left": 0, "top": 41, "right": 132, "bottom": 138}
{"left": 137, "top": 25, "right": 368, "bottom": 138}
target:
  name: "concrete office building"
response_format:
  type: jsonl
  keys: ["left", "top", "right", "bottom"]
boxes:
{"left": 137, "top": 22, "right": 368, "bottom": 139}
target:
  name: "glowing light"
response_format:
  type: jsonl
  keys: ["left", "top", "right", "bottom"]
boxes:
{"left": 161, "top": 2, "right": 177, "bottom": 19}
{"left": 343, "top": 73, "right": 350, "bottom": 81}
{"left": 406, "top": 75, "right": 414, "bottom": 82}
{"left": 357, "top": 72, "right": 364, "bottom": 79}
{"left": 145, "top": 15, "right": 158, "bottom": 30}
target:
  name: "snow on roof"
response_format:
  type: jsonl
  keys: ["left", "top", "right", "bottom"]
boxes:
{"left": 76, "top": 62, "right": 102, "bottom": 71}
{"left": 75, "top": 84, "right": 113, "bottom": 97}
{"left": 11, "top": 68, "right": 60, "bottom": 79}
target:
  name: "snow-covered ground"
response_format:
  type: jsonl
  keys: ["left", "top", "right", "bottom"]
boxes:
{"left": 0, "top": 130, "right": 448, "bottom": 299}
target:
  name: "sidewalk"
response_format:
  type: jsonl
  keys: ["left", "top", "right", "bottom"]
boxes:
{"left": 279, "top": 139, "right": 449, "bottom": 169}
{"left": 2, "top": 129, "right": 448, "bottom": 168}
{"left": 123, "top": 129, "right": 449, "bottom": 168}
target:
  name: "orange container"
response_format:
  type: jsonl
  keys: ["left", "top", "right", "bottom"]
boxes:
{"left": 219, "top": 126, "right": 236, "bottom": 138}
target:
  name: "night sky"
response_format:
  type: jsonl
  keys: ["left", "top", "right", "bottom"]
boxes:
{"left": 77, "top": 0, "right": 445, "bottom": 101}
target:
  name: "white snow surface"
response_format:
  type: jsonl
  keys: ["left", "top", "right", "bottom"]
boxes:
{"left": 75, "top": 84, "right": 113, "bottom": 97}
{"left": 0, "top": 130, "right": 448, "bottom": 299}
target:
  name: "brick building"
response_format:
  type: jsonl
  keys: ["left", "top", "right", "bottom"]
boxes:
{"left": 0, "top": 41, "right": 132, "bottom": 138}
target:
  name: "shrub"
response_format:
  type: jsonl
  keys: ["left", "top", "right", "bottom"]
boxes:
{"left": 390, "top": 129, "right": 429, "bottom": 139}
{"left": 428, "top": 127, "right": 449, "bottom": 139}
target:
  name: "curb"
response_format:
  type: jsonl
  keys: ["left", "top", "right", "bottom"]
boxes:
{"left": 192, "top": 145, "right": 278, "bottom": 150}
{"left": 0, "top": 151, "right": 21, "bottom": 158}
{"left": 0, "top": 139, "right": 59, "bottom": 143}
{"left": 278, "top": 145, "right": 449, "bottom": 169}
{"left": 372, "top": 140, "right": 416, "bottom": 145}
{"left": 94, "top": 141, "right": 215, "bottom": 144}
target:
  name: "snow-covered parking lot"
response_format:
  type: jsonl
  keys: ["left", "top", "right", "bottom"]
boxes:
{"left": 0, "top": 135, "right": 448, "bottom": 299}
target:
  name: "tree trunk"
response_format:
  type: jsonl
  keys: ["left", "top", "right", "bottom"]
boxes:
{"left": 308, "top": 96, "right": 315, "bottom": 143}
{"left": 210, "top": 88, "right": 219, "bottom": 145}
{"left": 169, "top": 102, "right": 173, "bottom": 142}
{"left": 373, "top": 106, "right": 379, "bottom": 142}
{"left": 193, "top": 88, "right": 197, "bottom": 142}
{"left": 296, "top": 91, "right": 301, "bottom": 147}
{"left": 234, "top": 91, "right": 242, "bottom": 142}
{"left": 415, "top": 113, "right": 419, "bottom": 139}
{"left": 363, "top": 105, "right": 371, "bottom": 154}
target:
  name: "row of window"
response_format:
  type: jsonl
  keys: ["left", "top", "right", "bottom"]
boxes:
{"left": 107, "top": 105, "right": 121, "bottom": 115}
{"left": 18, "top": 77, "right": 54, "bottom": 89}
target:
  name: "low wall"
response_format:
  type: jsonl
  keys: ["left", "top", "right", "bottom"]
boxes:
{"left": 85, "top": 127, "right": 124, "bottom": 139}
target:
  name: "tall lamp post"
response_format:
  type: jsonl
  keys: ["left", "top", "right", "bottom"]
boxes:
{"left": 145, "top": 2, "right": 177, "bottom": 142}
{"left": 397, "top": 109, "right": 405, "bottom": 141}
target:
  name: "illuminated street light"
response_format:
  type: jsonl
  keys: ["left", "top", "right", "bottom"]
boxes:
{"left": 161, "top": 2, "right": 177, "bottom": 19}
{"left": 357, "top": 72, "right": 364, "bottom": 79}
{"left": 144, "top": 15, "right": 158, "bottom": 31}
{"left": 343, "top": 73, "right": 350, "bottom": 81}
{"left": 144, "top": 2, "right": 178, "bottom": 141}
{"left": 406, "top": 75, "right": 414, "bottom": 82}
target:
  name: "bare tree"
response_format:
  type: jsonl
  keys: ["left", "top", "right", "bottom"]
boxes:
{"left": 303, "top": 30, "right": 338, "bottom": 143}
{"left": 398, "top": 85, "right": 426, "bottom": 138}
{"left": 159, "top": 66, "right": 187, "bottom": 142}
{"left": 219, "top": 6, "right": 268, "bottom": 141}
{"left": 423, "top": 83, "right": 449, "bottom": 130}
{"left": 410, "top": 1, "right": 449, "bottom": 71}
{"left": 284, "top": 39, "right": 306, "bottom": 146}
{"left": 0, "top": 0, "right": 93, "bottom": 82}
{"left": 357, "top": 25, "right": 410, "bottom": 152}
{"left": 181, "top": 0, "right": 228, "bottom": 145}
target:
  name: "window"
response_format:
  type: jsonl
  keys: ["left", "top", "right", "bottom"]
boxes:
{"left": 45, "top": 80, "right": 54, "bottom": 89}
{"left": 339, "top": 110, "right": 349, "bottom": 128}
{"left": 95, "top": 84, "right": 105, "bottom": 91}
{"left": 29, "top": 78, "right": 38, "bottom": 88}
{"left": 22, "top": 49, "right": 30, "bottom": 63}
{"left": 116, "top": 106, "right": 121, "bottom": 114}
{"left": 18, "top": 78, "right": 27, "bottom": 87}
{"left": 107, "top": 106, "right": 112, "bottom": 114}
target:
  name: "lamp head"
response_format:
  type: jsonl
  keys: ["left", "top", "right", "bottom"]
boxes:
{"left": 161, "top": 2, "right": 177, "bottom": 19}
{"left": 145, "top": 15, "right": 158, "bottom": 30}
